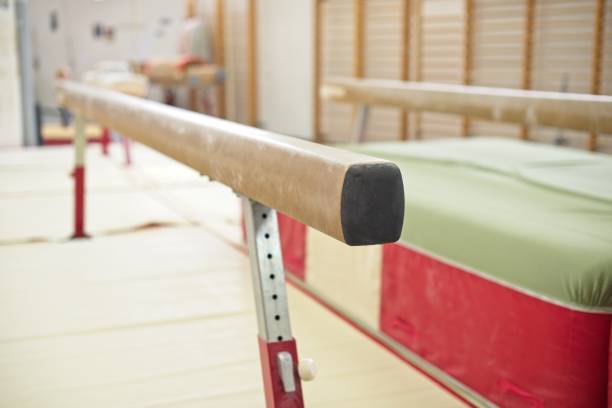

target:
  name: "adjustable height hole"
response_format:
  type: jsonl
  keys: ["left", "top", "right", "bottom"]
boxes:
{"left": 269, "top": 274, "right": 275, "bottom": 279}
{"left": 267, "top": 253, "right": 272, "bottom": 259}
{"left": 275, "top": 315, "right": 281, "bottom": 321}
{"left": 262, "top": 213, "right": 268, "bottom": 219}
{"left": 264, "top": 233, "right": 270, "bottom": 239}
{"left": 277, "top": 336, "right": 283, "bottom": 341}
{"left": 272, "top": 294, "right": 278, "bottom": 300}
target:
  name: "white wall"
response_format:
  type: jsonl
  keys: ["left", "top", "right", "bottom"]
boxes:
{"left": 28, "top": 0, "right": 316, "bottom": 140}
{"left": 29, "top": 0, "right": 185, "bottom": 108}
{"left": 29, "top": 0, "right": 68, "bottom": 108}
{"left": 0, "top": 0, "right": 23, "bottom": 147}
{"left": 257, "top": 0, "right": 313, "bottom": 139}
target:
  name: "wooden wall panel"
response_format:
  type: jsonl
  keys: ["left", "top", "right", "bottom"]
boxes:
{"left": 529, "top": 0, "right": 596, "bottom": 149}
{"left": 603, "top": 1, "right": 612, "bottom": 96}
{"left": 0, "top": 0, "right": 23, "bottom": 147}
{"left": 532, "top": 1, "right": 595, "bottom": 92}
{"left": 364, "top": 0, "right": 403, "bottom": 141}
{"left": 317, "top": 0, "right": 611, "bottom": 151}
{"left": 599, "top": 0, "right": 611, "bottom": 152}
{"left": 420, "top": 0, "right": 463, "bottom": 138}
{"left": 321, "top": 0, "right": 355, "bottom": 142}
{"left": 470, "top": 0, "right": 523, "bottom": 138}
{"left": 224, "top": 0, "right": 250, "bottom": 125}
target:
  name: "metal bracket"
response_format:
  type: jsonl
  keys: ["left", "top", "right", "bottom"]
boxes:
{"left": 242, "top": 198, "right": 292, "bottom": 342}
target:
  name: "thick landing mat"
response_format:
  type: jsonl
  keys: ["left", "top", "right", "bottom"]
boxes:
{"left": 0, "top": 144, "right": 240, "bottom": 245}
{"left": 0, "top": 227, "right": 463, "bottom": 407}
{"left": 0, "top": 145, "right": 463, "bottom": 407}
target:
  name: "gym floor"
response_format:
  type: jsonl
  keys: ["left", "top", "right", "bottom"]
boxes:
{"left": 0, "top": 143, "right": 465, "bottom": 407}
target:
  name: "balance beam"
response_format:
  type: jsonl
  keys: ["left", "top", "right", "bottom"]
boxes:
{"left": 322, "top": 78, "right": 612, "bottom": 134}
{"left": 144, "top": 61, "right": 224, "bottom": 87}
{"left": 57, "top": 80, "right": 404, "bottom": 246}
{"left": 58, "top": 80, "right": 404, "bottom": 407}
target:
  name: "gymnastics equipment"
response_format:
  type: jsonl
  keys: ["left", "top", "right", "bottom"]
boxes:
{"left": 57, "top": 80, "right": 404, "bottom": 408}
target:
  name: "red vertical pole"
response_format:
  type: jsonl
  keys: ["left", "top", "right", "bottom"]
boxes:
{"left": 71, "top": 165, "right": 86, "bottom": 238}
{"left": 164, "top": 88, "right": 175, "bottom": 106}
{"left": 101, "top": 127, "right": 111, "bottom": 156}
{"left": 71, "top": 116, "right": 88, "bottom": 239}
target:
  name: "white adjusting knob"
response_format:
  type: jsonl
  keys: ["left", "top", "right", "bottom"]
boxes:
{"left": 298, "top": 358, "right": 317, "bottom": 381}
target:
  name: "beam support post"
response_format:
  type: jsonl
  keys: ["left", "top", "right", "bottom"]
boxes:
{"left": 353, "top": 104, "right": 370, "bottom": 143}
{"left": 242, "top": 198, "right": 307, "bottom": 408}
{"left": 122, "top": 136, "right": 132, "bottom": 166}
{"left": 71, "top": 115, "right": 88, "bottom": 239}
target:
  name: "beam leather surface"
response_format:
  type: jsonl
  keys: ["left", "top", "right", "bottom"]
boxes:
{"left": 322, "top": 78, "right": 612, "bottom": 134}
{"left": 57, "top": 81, "right": 404, "bottom": 246}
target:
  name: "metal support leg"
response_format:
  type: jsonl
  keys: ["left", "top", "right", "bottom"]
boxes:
{"left": 71, "top": 115, "right": 88, "bottom": 239}
{"left": 164, "top": 88, "right": 175, "bottom": 106}
{"left": 122, "top": 136, "right": 132, "bottom": 166}
{"left": 352, "top": 104, "right": 370, "bottom": 143}
{"left": 242, "top": 198, "right": 305, "bottom": 408}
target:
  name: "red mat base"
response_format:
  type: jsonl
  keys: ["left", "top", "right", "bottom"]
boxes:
{"left": 275, "top": 213, "right": 612, "bottom": 407}
{"left": 382, "top": 244, "right": 611, "bottom": 408}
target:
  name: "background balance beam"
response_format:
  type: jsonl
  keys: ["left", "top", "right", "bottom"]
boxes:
{"left": 322, "top": 77, "right": 612, "bottom": 135}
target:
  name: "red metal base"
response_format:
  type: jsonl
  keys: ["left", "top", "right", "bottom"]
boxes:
{"left": 101, "top": 127, "right": 111, "bottom": 156}
{"left": 44, "top": 138, "right": 102, "bottom": 146}
{"left": 71, "top": 165, "right": 87, "bottom": 239}
{"left": 258, "top": 337, "right": 304, "bottom": 408}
